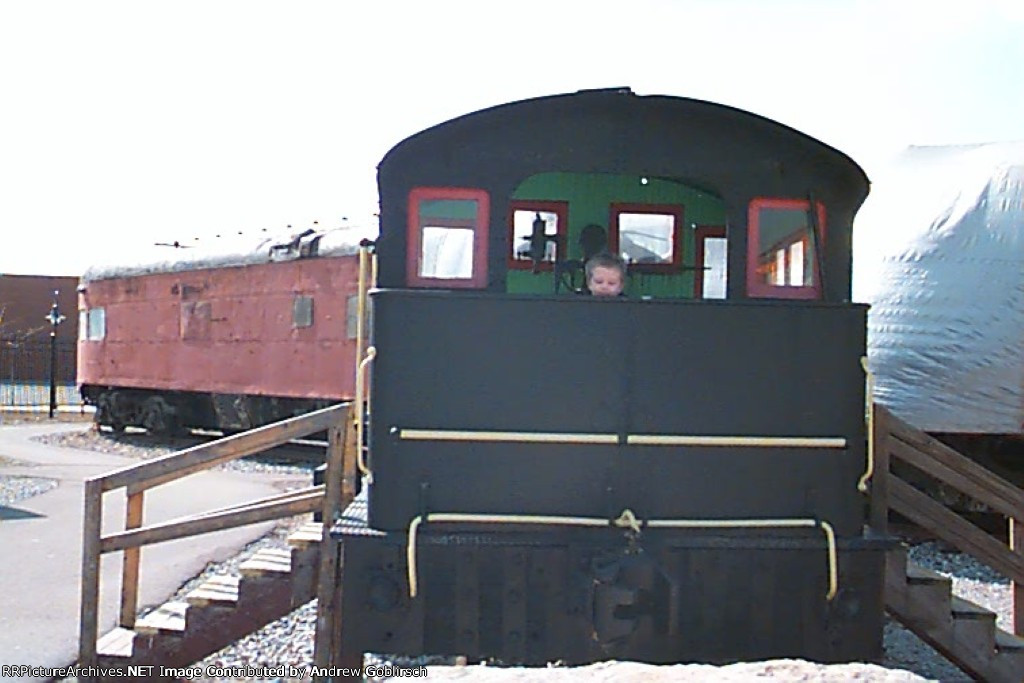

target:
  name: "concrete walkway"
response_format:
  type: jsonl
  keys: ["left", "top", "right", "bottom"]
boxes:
{"left": 0, "top": 422, "right": 309, "bottom": 682}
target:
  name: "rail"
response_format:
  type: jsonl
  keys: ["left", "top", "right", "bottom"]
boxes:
{"left": 869, "top": 403, "right": 1024, "bottom": 635}
{"left": 78, "top": 402, "right": 354, "bottom": 668}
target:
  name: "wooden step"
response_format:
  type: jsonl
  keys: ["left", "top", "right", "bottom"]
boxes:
{"left": 240, "top": 546, "right": 292, "bottom": 578}
{"left": 906, "top": 562, "right": 949, "bottom": 585}
{"left": 950, "top": 595, "right": 997, "bottom": 620}
{"left": 96, "top": 626, "right": 136, "bottom": 658}
{"left": 288, "top": 521, "right": 323, "bottom": 548}
{"left": 950, "top": 596, "right": 997, "bottom": 650}
{"left": 902, "top": 562, "right": 952, "bottom": 605}
{"left": 885, "top": 546, "right": 909, "bottom": 582}
{"left": 134, "top": 601, "right": 188, "bottom": 636}
{"left": 885, "top": 546, "right": 1024, "bottom": 682}
{"left": 993, "top": 630, "right": 1024, "bottom": 672}
{"left": 996, "top": 629, "right": 1024, "bottom": 652}
{"left": 186, "top": 574, "right": 240, "bottom": 607}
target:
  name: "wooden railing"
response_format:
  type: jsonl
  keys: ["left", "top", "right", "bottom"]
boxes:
{"left": 78, "top": 402, "right": 355, "bottom": 668}
{"left": 870, "top": 403, "right": 1024, "bottom": 635}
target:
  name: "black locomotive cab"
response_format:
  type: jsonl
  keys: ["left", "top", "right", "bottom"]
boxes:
{"left": 375, "top": 87, "right": 863, "bottom": 303}
{"left": 331, "top": 88, "right": 885, "bottom": 671}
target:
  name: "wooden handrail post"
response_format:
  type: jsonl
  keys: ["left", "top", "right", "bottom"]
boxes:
{"left": 119, "top": 490, "right": 144, "bottom": 627}
{"left": 341, "top": 404, "right": 359, "bottom": 506}
{"left": 79, "top": 478, "right": 103, "bottom": 668}
{"left": 868, "top": 403, "right": 891, "bottom": 534}
{"left": 313, "top": 407, "right": 352, "bottom": 672}
{"left": 1012, "top": 517, "right": 1024, "bottom": 636}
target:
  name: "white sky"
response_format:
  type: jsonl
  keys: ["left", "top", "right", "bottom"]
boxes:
{"left": 1, "top": 0, "right": 1022, "bottom": 276}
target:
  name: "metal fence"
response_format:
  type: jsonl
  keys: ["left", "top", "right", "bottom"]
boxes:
{"left": 0, "top": 339, "right": 80, "bottom": 407}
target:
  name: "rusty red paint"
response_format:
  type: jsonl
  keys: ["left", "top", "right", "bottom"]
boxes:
{"left": 77, "top": 255, "right": 359, "bottom": 400}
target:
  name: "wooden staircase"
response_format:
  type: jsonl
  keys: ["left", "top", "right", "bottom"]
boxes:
{"left": 886, "top": 539, "right": 1024, "bottom": 681}
{"left": 79, "top": 403, "right": 358, "bottom": 677}
{"left": 867, "top": 404, "right": 1024, "bottom": 682}
{"left": 95, "top": 520, "right": 324, "bottom": 671}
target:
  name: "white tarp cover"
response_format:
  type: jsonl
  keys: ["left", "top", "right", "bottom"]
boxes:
{"left": 82, "top": 220, "right": 378, "bottom": 283}
{"left": 854, "top": 142, "right": 1024, "bottom": 434}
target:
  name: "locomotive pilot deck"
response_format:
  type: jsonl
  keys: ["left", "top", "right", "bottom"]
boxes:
{"left": 330, "top": 491, "right": 891, "bottom": 665}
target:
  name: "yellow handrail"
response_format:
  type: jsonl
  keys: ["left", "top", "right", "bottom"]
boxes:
{"left": 355, "top": 246, "right": 368, "bottom": 378}
{"left": 355, "top": 346, "right": 376, "bottom": 477}
{"left": 858, "top": 356, "right": 874, "bottom": 493}
{"left": 353, "top": 242, "right": 375, "bottom": 479}
{"left": 405, "top": 510, "right": 838, "bottom": 601}
{"left": 397, "top": 428, "right": 846, "bottom": 449}
{"left": 399, "top": 429, "right": 617, "bottom": 444}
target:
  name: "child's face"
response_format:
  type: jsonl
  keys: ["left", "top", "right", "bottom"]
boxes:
{"left": 588, "top": 265, "right": 624, "bottom": 297}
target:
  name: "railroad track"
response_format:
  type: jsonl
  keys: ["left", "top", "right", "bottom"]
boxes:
{"left": 85, "top": 425, "right": 328, "bottom": 467}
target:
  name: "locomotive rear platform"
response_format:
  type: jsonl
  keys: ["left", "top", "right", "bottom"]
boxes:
{"left": 328, "top": 492, "right": 893, "bottom": 668}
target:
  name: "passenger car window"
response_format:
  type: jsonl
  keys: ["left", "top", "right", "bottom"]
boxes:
{"left": 293, "top": 295, "right": 313, "bottom": 328}
{"left": 180, "top": 301, "right": 210, "bottom": 341}
{"left": 84, "top": 308, "right": 106, "bottom": 341}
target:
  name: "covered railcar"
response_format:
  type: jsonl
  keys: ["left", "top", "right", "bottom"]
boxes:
{"left": 855, "top": 143, "right": 1024, "bottom": 477}
{"left": 329, "top": 88, "right": 888, "bottom": 671}
{"left": 77, "top": 225, "right": 371, "bottom": 433}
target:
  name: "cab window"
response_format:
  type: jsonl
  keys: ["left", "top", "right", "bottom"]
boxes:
{"left": 508, "top": 200, "right": 567, "bottom": 270}
{"left": 609, "top": 203, "right": 683, "bottom": 273}
{"left": 695, "top": 225, "right": 727, "bottom": 299}
{"left": 407, "top": 187, "right": 489, "bottom": 288}
{"left": 747, "top": 198, "right": 825, "bottom": 299}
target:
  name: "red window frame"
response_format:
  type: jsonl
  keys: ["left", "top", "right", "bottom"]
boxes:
{"left": 694, "top": 225, "right": 726, "bottom": 299}
{"left": 609, "top": 203, "right": 684, "bottom": 274}
{"left": 406, "top": 187, "right": 490, "bottom": 289}
{"left": 507, "top": 200, "right": 569, "bottom": 272}
{"left": 746, "top": 197, "right": 826, "bottom": 300}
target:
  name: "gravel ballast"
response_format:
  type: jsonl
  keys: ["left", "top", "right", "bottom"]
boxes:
{"left": 0, "top": 473, "right": 57, "bottom": 506}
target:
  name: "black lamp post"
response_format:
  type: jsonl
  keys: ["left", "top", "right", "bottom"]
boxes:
{"left": 45, "top": 290, "right": 65, "bottom": 418}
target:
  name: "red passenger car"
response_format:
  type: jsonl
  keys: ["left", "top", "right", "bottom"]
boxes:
{"left": 77, "top": 224, "right": 372, "bottom": 433}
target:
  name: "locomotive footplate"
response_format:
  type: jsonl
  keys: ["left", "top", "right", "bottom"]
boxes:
{"left": 328, "top": 494, "right": 894, "bottom": 667}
